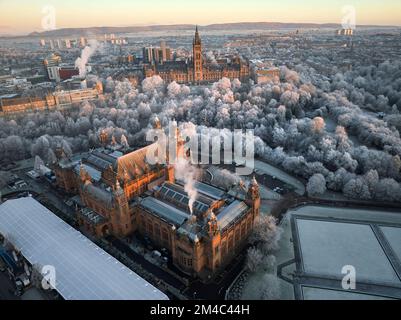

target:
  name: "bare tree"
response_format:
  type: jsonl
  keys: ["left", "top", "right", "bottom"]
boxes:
{"left": 259, "top": 274, "right": 281, "bottom": 300}
{"left": 245, "top": 247, "right": 264, "bottom": 273}
{"left": 250, "top": 215, "right": 283, "bottom": 254}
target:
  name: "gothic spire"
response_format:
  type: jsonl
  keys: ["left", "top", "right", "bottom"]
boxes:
{"left": 194, "top": 25, "right": 201, "bottom": 45}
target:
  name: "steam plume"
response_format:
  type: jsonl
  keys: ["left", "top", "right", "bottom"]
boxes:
{"left": 175, "top": 157, "right": 198, "bottom": 215}
{"left": 75, "top": 39, "right": 99, "bottom": 77}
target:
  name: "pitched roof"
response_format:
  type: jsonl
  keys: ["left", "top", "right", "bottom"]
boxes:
{"left": 116, "top": 144, "right": 153, "bottom": 181}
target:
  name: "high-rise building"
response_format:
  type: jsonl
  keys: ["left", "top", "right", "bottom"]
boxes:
{"left": 143, "top": 47, "right": 154, "bottom": 63}
{"left": 43, "top": 53, "right": 62, "bottom": 82}
{"left": 144, "top": 27, "right": 250, "bottom": 84}
{"left": 143, "top": 42, "right": 173, "bottom": 64}
{"left": 160, "top": 40, "right": 167, "bottom": 62}
{"left": 336, "top": 28, "right": 354, "bottom": 36}
{"left": 80, "top": 37, "right": 87, "bottom": 47}
{"left": 64, "top": 39, "right": 71, "bottom": 48}
{"left": 152, "top": 47, "right": 161, "bottom": 63}
{"left": 44, "top": 53, "right": 62, "bottom": 67}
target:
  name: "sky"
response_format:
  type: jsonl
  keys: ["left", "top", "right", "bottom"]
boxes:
{"left": 1, "top": 0, "right": 401, "bottom": 35}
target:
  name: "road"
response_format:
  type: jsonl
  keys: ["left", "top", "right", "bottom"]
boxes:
{"left": 253, "top": 160, "right": 305, "bottom": 195}
{"left": 107, "top": 236, "right": 186, "bottom": 291}
{"left": 4, "top": 165, "right": 77, "bottom": 222}
{"left": 108, "top": 236, "right": 245, "bottom": 300}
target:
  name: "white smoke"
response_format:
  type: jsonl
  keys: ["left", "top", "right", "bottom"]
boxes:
{"left": 175, "top": 157, "right": 198, "bottom": 215}
{"left": 75, "top": 39, "right": 99, "bottom": 77}
{"left": 120, "top": 134, "right": 129, "bottom": 148}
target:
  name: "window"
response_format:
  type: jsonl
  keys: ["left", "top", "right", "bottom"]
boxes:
{"left": 247, "top": 220, "right": 252, "bottom": 233}
{"left": 222, "top": 241, "right": 227, "bottom": 257}
{"left": 235, "top": 229, "right": 240, "bottom": 244}
{"left": 147, "top": 221, "right": 153, "bottom": 234}
{"left": 228, "top": 235, "right": 233, "bottom": 250}
{"left": 162, "top": 229, "right": 168, "bottom": 241}
{"left": 155, "top": 225, "right": 160, "bottom": 238}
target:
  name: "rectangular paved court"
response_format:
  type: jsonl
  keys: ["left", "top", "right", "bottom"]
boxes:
{"left": 296, "top": 218, "right": 400, "bottom": 285}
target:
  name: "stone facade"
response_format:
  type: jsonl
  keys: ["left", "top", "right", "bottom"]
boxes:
{"left": 53, "top": 128, "right": 260, "bottom": 279}
{"left": 0, "top": 82, "right": 103, "bottom": 116}
{"left": 144, "top": 27, "right": 251, "bottom": 84}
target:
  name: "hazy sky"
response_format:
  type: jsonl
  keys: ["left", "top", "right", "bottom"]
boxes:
{"left": 1, "top": 0, "right": 401, "bottom": 34}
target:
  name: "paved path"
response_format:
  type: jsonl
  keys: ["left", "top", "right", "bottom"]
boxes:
{"left": 253, "top": 160, "right": 305, "bottom": 195}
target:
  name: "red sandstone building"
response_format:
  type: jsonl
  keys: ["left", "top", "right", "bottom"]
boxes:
{"left": 144, "top": 27, "right": 251, "bottom": 84}
{"left": 52, "top": 127, "right": 260, "bottom": 280}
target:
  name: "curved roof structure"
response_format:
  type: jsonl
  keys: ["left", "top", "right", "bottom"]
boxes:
{"left": 0, "top": 197, "right": 168, "bottom": 300}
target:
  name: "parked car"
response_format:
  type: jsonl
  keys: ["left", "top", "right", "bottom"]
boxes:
{"left": 14, "top": 180, "right": 28, "bottom": 189}
{"left": 152, "top": 250, "right": 162, "bottom": 258}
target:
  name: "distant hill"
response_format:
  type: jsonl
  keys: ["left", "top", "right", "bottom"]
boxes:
{"left": 28, "top": 24, "right": 195, "bottom": 37}
{"left": 26, "top": 22, "right": 398, "bottom": 37}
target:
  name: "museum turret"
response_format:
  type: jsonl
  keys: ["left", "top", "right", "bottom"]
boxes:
{"left": 79, "top": 161, "right": 90, "bottom": 184}
{"left": 153, "top": 115, "right": 162, "bottom": 130}
{"left": 99, "top": 129, "right": 108, "bottom": 147}
{"left": 246, "top": 175, "right": 260, "bottom": 219}
{"left": 112, "top": 179, "right": 132, "bottom": 236}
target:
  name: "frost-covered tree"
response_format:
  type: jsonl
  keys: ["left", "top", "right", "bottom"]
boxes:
{"left": 258, "top": 274, "right": 281, "bottom": 300}
{"left": 1, "top": 59, "right": 401, "bottom": 203}
{"left": 245, "top": 247, "right": 276, "bottom": 273}
{"left": 250, "top": 215, "right": 282, "bottom": 253}
{"left": 306, "top": 173, "right": 327, "bottom": 197}
{"left": 343, "top": 178, "right": 371, "bottom": 200}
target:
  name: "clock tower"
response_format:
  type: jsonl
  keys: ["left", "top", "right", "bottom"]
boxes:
{"left": 193, "top": 26, "right": 203, "bottom": 83}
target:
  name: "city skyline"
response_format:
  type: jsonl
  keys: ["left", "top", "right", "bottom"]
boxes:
{"left": 1, "top": 0, "right": 401, "bottom": 35}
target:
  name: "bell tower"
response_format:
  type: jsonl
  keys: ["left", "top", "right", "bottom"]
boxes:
{"left": 112, "top": 179, "right": 132, "bottom": 236}
{"left": 193, "top": 26, "right": 203, "bottom": 83}
{"left": 246, "top": 176, "right": 261, "bottom": 220}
